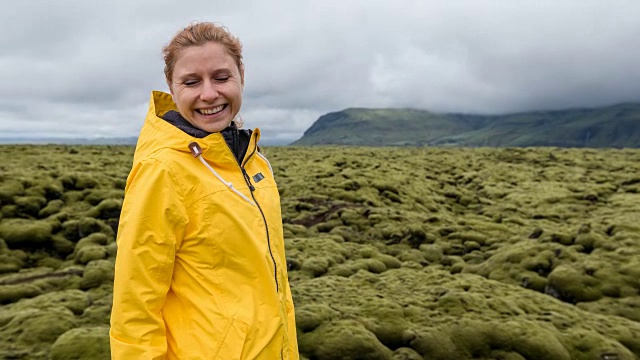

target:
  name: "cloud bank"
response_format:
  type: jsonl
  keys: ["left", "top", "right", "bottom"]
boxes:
{"left": 1, "top": 0, "right": 639, "bottom": 142}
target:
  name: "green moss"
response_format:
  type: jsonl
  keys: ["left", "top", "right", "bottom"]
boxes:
{"left": 377, "top": 254, "right": 402, "bottom": 269}
{"left": 51, "top": 234, "right": 76, "bottom": 257}
{"left": 1, "top": 204, "right": 18, "bottom": 218}
{"left": 459, "top": 231, "right": 488, "bottom": 246}
{"left": 14, "top": 195, "right": 48, "bottom": 217}
{"left": 551, "top": 233, "right": 575, "bottom": 246}
{"left": 80, "top": 260, "right": 114, "bottom": 290}
{"left": 0, "top": 219, "right": 53, "bottom": 248}
{"left": 60, "top": 174, "right": 98, "bottom": 191}
{"left": 327, "top": 264, "right": 356, "bottom": 277}
{"left": 43, "top": 182, "right": 64, "bottom": 200}
{"left": 391, "top": 347, "right": 422, "bottom": 360}
{"left": 315, "top": 219, "right": 342, "bottom": 233}
{"left": 0, "top": 253, "right": 24, "bottom": 273}
{"left": 78, "top": 291, "right": 113, "bottom": 327}
{"left": 295, "top": 303, "right": 340, "bottom": 333}
{"left": 0, "top": 181, "right": 24, "bottom": 203}
{"left": 547, "top": 265, "right": 604, "bottom": 303}
{"left": 3, "top": 145, "right": 640, "bottom": 359}
{"left": 37, "top": 256, "right": 63, "bottom": 269}
{"left": 9, "top": 289, "right": 91, "bottom": 316}
{"left": 62, "top": 218, "right": 113, "bottom": 242}
{"left": 75, "top": 233, "right": 109, "bottom": 252}
{"left": 464, "top": 241, "right": 482, "bottom": 252}
{"left": 105, "top": 242, "right": 117, "bottom": 258}
{"left": 83, "top": 189, "right": 124, "bottom": 206}
{"left": 300, "top": 257, "right": 333, "bottom": 277}
{"left": 75, "top": 246, "right": 108, "bottom": 265}
{"left": 300, "top": 320, "right": 393, "bottom": 360}
{"left": 85, "top": 199, "right": 122, "bottom": 220}
{"left": 39, "top": 199, "right": 64, "bottom": 218}
{"left": 396, "top": 249, "right": 426, "bottom": 264}
{"left": 0, "top": 307, "right": 76, "bottom": 346}
{"left": 329, "top": 225, "right": 362, "bottom": 243}
{"left": 407, "top": 330, "right": 459, "bottom": 360}
{"left": 50, "top": 327, "right": 110, "bottom": 360}
{"left": 352, "top": 258, "right": 387, "bottom": 274}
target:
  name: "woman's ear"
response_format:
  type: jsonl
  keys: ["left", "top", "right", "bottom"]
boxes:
{"left": 240, "top": 64, "right": 245, "bottom": 87}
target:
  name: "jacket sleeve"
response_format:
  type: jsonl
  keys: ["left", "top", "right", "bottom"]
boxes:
{"left": 110, "top": 158, "right": 188, "bottom": 359}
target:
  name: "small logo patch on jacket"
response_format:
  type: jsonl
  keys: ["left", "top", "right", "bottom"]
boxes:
{"left": 253, "top": 172, "right": 265, "bottom": 183}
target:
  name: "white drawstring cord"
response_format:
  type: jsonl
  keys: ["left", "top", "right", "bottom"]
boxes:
{"left": 196, "top": 156, "right": 255, "bottom": 205}
{"left": 256, "top": 152, "right": 274, "bottom": 176}
{"left": 189, "top": 142, "right": 255, "bottom": 206}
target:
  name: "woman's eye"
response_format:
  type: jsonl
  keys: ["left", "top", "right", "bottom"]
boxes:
{"left": 184, "top": 80, "right": 198, "bottom": 86}
{"left": 215, "top": 76, "right": 230, "bottom": 82}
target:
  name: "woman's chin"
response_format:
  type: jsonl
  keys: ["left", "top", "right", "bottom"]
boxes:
{"left": 190, "top": 114, "right": 231, "bottom": 133}
{"left": 200, "top": 121, "right": 230, "bottom": 133}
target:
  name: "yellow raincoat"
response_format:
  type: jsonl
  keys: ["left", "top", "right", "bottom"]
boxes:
{"left": 110, "top": 91, "right": 299, "bottom": 359}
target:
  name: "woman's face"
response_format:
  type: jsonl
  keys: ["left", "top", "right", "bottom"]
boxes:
{"left": 169, "top": 41, "right": 244, "bottom": 133}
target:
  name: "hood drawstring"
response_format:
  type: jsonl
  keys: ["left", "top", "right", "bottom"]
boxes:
{"left": 188, "top": 142, "right": 255, "bottom": 206}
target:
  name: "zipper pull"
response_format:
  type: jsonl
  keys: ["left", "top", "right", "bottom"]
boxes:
{"left": 242, "top": 168, "right": 255, "bottom": 191}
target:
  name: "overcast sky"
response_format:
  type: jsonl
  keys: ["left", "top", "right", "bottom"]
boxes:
{"left": 1, "top": 1, "right": 639, "bottom": 143}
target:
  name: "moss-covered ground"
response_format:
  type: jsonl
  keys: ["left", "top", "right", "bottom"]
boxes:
{"left": 0, "top": 145, "right": 639, "bottom": 359}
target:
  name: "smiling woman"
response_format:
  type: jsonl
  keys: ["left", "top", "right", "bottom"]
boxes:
{"left": 109, "top": 22, "right": 299, "bottom": 359}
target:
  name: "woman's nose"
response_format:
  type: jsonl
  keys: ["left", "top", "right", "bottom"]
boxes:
{"left": 200, "top": 81, "right": 219, "bottom": 101}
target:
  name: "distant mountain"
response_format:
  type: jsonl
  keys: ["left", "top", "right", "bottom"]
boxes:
{"left": 291, "top": 103, "right": 640, "bottom": 147}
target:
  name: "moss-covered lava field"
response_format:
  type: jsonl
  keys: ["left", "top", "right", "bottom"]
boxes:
{"left": 1, "top": 145, "right": 639, "bottom": 359}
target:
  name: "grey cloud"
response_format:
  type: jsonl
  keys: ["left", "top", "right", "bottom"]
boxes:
{"left": 1, "top": 0, "right": 640, "bottom": 142}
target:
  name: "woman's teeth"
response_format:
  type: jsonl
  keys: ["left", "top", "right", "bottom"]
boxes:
{"left": 199, "top": 105, "right": 225, "bottom": 115}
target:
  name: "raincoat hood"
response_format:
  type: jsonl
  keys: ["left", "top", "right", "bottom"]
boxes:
{"left": 134, "top": 90, "right": 260, "bottom": 165}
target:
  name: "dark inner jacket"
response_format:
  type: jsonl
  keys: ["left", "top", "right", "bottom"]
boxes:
{"left": 162, "top": 110, "right": 252, "bottom": 165}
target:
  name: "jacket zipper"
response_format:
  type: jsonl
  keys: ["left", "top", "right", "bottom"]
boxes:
{"left": 238, "top": 138, "right": 287, "bottom": 356}
{"left": 233, "top": 138, "right": 280, "bottom": 292}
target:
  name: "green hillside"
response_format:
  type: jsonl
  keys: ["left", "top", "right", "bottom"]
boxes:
{"left": 292, "top": 103, "right": 640, "bottom": 147}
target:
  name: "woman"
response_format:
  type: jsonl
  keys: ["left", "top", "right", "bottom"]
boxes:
{"left": 110, "top": 22, "right": 299, "bottom": 359}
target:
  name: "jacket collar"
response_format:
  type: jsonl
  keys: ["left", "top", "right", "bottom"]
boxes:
{"left": 134, "top": 91, "right": 260, "bottom": 168}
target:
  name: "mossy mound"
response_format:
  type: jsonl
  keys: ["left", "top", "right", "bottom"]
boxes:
{"left": 0, "top": 285, "right": 98, "bottom": 357}
{"left": 1, "top": 289, "right": 91, "bottom": 318}
{"left": 0, "top": 267, "right": 84, "bottom": 304}
{"left": 79, "top": 292, "right": 112, "bottom": 327}
{"left": 39, "top": 199, "right": 65, "bottom": 218}
{"left": 60, "top": 174, "right": 98, "bottom": 191}
{"left": 0, "top": 253, "right": 24, "bottom": 273}
{"left": 0, "top": 306, "right": 76, "bottom": 347}
{"left": 50, "top": 326, "right": 110, "bottom": 360}
{"left": 0, "top": 219, "right": 53, "bottom": 248}
{"left": 74, "top": 245, "right": 109, "bottom": 265}
{"left": 0, "top": 180, "right": 25, "bottom": 204}
{"left": 62, "top": 218, "right": 114, "bottom": 242}
{"left": 83, "top": 189, "right": 124, "bottom": 206}
{"left": 299, "top": 319, "right": 394, "bottom": 360}
{"left": 14, "top": 195, "right": 48, "bottom": 217}
{"left": 80, "top": 260, "right": 114, "bottom": 290}
{"left": 85, "top": 199, "right": 122, "bottom": 220}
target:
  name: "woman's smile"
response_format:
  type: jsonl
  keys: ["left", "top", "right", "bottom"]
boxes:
{"left": 197, "top": 104, "right": 227, "bottom": 115}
